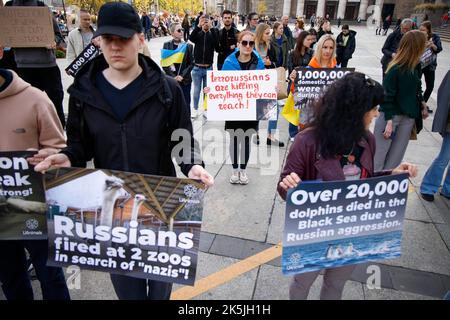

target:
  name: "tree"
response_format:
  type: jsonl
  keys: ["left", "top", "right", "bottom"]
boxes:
{"left": 133, "top": 0, "right": 155, "bottom": 13}
{"left": 257, "top": 0, "right": 267, "bottom": 16}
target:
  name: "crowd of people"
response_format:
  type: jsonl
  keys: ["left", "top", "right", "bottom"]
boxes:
{"left": 0, "top": 1, "right": 449, "bottom": 301}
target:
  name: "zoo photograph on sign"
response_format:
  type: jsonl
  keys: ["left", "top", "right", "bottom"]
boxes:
{"left": 45, "top": 168, "right": 206, "bottom": 285}
{"left": 0, "top": 151, "right": 47, "bottom": 240}
{"left": 282, "top": 174, "right": 409, "bottom": 276}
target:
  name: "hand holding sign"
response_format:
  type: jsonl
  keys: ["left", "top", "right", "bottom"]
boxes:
{"left": 188, "top": 165, "right": 214, "bottom": 187}
{"left": 34, "top": 153, "right": 71, "bottom": 173}
{"left": 26, "top": 148, "right": 60, "bottom": 166}
{"left": 392, "top": 162, "right": 418, "bottom": 178}
{"left": 279, "top": 172, "right": 302, "bottom": 191}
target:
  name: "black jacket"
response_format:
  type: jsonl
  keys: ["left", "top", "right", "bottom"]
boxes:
{"left": 189, "top": 27, "right": 219, "bottom": 65}
{"left": 336, "top": 30, "right": 356, "bottom": 61}
{"left": 162, "top": 40, "right": 194, "bottom": 85}
{"left": 270, "top": 34, "right": 289, "bottom": 68}
{"left": 217, "top": 26, "right": 239, "bottom": 67}
{"left": 62, "top": 54, "right": 202, "bottom": 177}
{"left": 381, "top": 28, "right": 403, "bottom": 69}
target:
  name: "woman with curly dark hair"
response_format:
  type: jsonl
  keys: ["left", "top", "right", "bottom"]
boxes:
{"left": 277, "top": 72, "right": 418, "bottom": 299}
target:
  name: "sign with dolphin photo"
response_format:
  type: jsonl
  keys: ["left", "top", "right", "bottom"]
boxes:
{"left": 282, "top": 174, "right": 409, "bottom": 275}
{"left": 45, "top": 167, "right": 206, "bottom": 285}
{"left": 0, "top": 151, "right": 47, "bottom": 240}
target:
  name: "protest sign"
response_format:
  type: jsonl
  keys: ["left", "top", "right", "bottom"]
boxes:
{"left": 45, "top": 168, "right": 205, "bottom": 285}
{"left": 282, "top": 174, "right": 409, "bottom": 275}
{"left": 65, "top": 43, "right": 99, "bottom": 77}
{"left": 293, "top": 68, "right": 354, "bottom": 128}
{"left": 206, "top": 69, "right": 277, "bottom": 121}
{"left": 0, "top": 7, "right": 54, "bottom": 48}
{"left": 420, "top": 47, "right": 435, "bottom": 69}
{"left": 0, "top": 151, "right": 47, "bottom": 240}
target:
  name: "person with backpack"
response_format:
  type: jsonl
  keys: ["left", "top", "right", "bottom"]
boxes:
{"left": 34, "top": 2, "right": 214, "bottom": 300}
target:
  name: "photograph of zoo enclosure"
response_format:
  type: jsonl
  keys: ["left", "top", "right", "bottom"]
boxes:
{"left": 256, "top": 99, "right": 278, "bottom": 121}
{"left": 45, "top": 167, "right": 205, "bottom": 285}
{"left": 0, "top": 151, "right": 47, "bottom": 240}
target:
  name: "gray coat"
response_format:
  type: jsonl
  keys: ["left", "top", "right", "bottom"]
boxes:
{"left": 432, "top": 70, "right": 450, "bottom": 136}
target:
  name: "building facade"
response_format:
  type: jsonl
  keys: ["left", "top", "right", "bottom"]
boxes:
{"left": 222, "top": 0, "right": 448, "bottom": 21}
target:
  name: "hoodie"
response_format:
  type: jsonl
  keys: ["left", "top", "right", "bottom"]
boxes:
{"left": 0, "top": 69, "right": 66, "bottom": 151}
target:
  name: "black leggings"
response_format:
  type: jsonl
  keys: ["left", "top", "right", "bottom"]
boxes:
{"left": 422, "top": 65, "right": 435, "bottom": 103}
{"left": 229, "top": 132, "right": 252, "bottom": 170}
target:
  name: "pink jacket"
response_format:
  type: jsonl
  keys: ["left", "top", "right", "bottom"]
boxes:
{"left": 0, "top": 70, "right": 66, "bottom": 151}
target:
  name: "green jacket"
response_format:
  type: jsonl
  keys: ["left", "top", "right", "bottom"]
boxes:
{"left": 380, "top": 64, "right": 424, "bottom": 121}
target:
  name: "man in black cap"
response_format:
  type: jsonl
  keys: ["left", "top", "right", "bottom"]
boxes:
{"left": 35, "top": 2, "right": 214, "bottom": 300}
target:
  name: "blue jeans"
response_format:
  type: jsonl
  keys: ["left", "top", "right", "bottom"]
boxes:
{"left": 289, "top": 123, "right": 299, "bottom": 138}
{"left": 267, "top": 102, "right": 280, "bottom": 135}
{"left": 0, "top": 240, "right": 70, "bottom": 300}
{"left": 420, "top": 132, "right": 450, "bottom": 196}
{"left": 192, "top": 66, "right": 210, "bottom": 110}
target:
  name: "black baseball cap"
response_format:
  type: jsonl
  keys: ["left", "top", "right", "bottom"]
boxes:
{"left": 94, "top": 2, "right": 142, "bottom": 39}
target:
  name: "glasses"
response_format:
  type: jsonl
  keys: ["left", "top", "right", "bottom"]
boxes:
{"left": 241, "top": 40, "right": 255, "bottom": 47}
{"left": 251, "top": 18, "right": 258, "bottom": 21}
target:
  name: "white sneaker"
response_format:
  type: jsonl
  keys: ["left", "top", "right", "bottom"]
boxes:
{"left": 290, "top": 137, "right": 295, "bottom": 142}
{"left": 202, "top": 111, "right": 207, "bottom": 120}
{"left": 229, "top": 170, "right": 240, "bottom": 184}
{"left": 191, "top": 109, "right": 198, "bottom": 118}
{"left": 239, "top": 170, "right": 249, "bottom": 185}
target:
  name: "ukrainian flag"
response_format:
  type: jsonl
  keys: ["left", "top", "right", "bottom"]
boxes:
{"left": 161, "top": 43, "right": 187, "bottom": 67}
{"left": 281, "top": 82, "right": 299, "bottom": 126}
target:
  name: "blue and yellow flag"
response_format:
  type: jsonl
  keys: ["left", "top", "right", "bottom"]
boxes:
{"left": 161, "top": 43, "right": 187, "bottom": 67}
{"left": 281, "top": 82, "right": 299, "bottom": 126}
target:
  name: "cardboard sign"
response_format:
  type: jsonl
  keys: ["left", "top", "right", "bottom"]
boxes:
{"left": 0, "top": 7, "right": 54, "bottom": 48}
{"left": 282, "top": 174, "right": 408, "bottom": 275}
{"left": 206, "top": 69, "right": 278, "bottom": 121}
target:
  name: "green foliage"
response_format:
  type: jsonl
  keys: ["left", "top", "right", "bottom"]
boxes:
{"left": 55, "top": 49, "right": 66, "bottom": 59}
{"left": 414, "top": 3, "right": 450, "bottom": 13}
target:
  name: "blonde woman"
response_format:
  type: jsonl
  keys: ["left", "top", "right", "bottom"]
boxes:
{"left": 374, "top": 30, "right": 428, "bottom": 171}
{"left": 308, "top": 34, "right": 337, "bottom": 68}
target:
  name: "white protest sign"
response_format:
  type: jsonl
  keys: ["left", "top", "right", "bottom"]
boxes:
{"left": 206, "top": 69, "right": 277, "bottom": 121}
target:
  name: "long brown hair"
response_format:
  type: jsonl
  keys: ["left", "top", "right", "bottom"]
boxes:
{"left": 386, "top": 30, "right": 426, "bottom": 73}
{"left": 292, "top": 31, "right": 311, "bottom": 66}
{"left": 420, "top": 20, "right": 432, "bottom": 39}
{"left": 255, "top": 23, "right": 271, "bottom": 53}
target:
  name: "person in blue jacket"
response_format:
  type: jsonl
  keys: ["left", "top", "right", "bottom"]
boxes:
{"left": 222, "top": 31, "right": 264, "bottom": 185}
